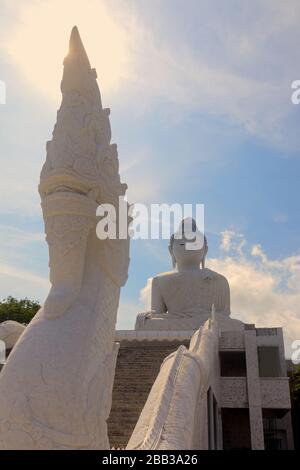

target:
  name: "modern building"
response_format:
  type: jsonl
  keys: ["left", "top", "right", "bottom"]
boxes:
{"left": 108, "top": 325, "right": 294, "bottom": 450}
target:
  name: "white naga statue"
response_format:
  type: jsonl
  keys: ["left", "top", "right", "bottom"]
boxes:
{"left": 0, "top": 27, "right": 129, "bottom": 449}
{"left": 136, "top": 219, "right": 241, "bottom": 331}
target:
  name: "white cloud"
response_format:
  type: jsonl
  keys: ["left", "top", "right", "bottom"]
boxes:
{"left": 0, "top": 224, "right": 49, "bottom": 301}
{"left": 0, "top": 224, "right": 45, "bottom": 265}
{"left": 119, "top": 150, "right": 167, "bottom": 204}
{"left": 0, "top": 1, "right": 299, "bottom": 355}
{"left": 1, "top": 0, "right": 132, "bottom": 104}
{"left": 2, "top": 0, "right": 300, "bottom": 151}
{"left": 0, "top": 263, "right": 49, "bottom": 289}
{"left": 1, "top": 0, "right": 299, "bottom": 223}
{"left": 220, "top": 230, "right": 245, "bottom": 255}
{"left": 116, "top": 0, "right": 300, "bottom": 151}
{"left": 139, "top": 276, "right": 152, "bottom": 308}
{"left": 0, "top": 264, "right": 49, "bottom": 302}
{"left": 212, "top": 231, "right": 300, "bottom": 357}
{"left": 116, "top": 298, "right": 143, "bottom": 330}
{"left": 0, "top": 225, "right": 44, "bottom": 247}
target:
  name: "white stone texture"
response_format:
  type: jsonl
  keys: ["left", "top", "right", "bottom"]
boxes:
{"left": 219, "top": 330, "right": 245, "bottom": 349}
{"left": 220, "top": 378, "right": 248, "bottom": 408}
{"left": 260, "top": 378, "right": 291, "bottom": 408}
{"left": 244, "top": 330, "right": 265, "bottom": 450}
{"left": 0, "top": 27, "right": 129, "bottom": 450}
{"left": 135, "top": 231, "right": 244, "bottom": 332}
{"left": 0, "top": 321, "right": 26, "bottom": 350}
{"left": 115, "top": 330, "right": 194, "bottom": 342}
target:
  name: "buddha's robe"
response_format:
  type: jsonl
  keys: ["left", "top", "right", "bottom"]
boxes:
{"left": 136, "top": 268, "right": 231, "bottom": 330}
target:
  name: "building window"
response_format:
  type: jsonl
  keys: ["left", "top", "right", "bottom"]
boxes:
{"left": 207, "top": 388, "right": 212, "bottom": 450}
{"left": 257, "top": 346, "right": 282, "bottom": 377}
{"left": 213, "top": 395, "right": 218, "bottom": 450}
{"left": 221, "top": 408, "right": 251, "bottom": 450}
{"left": 263, "top": 409, "right": 288, "bottom": 450}
{"left": 220, "top": 351, "right": 247, "bottom": 377}
{"left": 207, "top": 388, "right": 219, "bottom": 449}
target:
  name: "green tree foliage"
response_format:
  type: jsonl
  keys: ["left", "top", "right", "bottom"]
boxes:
{"left": 292, "top": 364, "right": 300, "bottom": 404}
{"left": 0, "top": 296, "right": 40, "bottom": 324}
{"left": 291, "top": 364, "right": 300, "bottom": 449}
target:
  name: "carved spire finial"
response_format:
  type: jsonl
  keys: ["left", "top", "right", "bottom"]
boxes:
{"left": 68, "top": 26, "right": 90, "bottom": 65}
{"left": 68, "top": 26, "right": 91, "bottom": 66}
{"left": 60, "top": 26, "right": 102, "bottom": 108}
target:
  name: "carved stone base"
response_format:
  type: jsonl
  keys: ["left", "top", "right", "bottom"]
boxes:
{"left": 135, "top": 311, "right": 244, "bottom": 332}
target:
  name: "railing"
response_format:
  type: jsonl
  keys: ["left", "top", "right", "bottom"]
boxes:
{"left": 126, "top": 319, "right": 219, "bottom": 450}
{"left": 256, "top": 328, "right": 278, "bottom": 336}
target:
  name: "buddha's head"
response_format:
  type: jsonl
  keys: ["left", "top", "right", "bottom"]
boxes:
{"left": 169, "top": 218, "right": 208, "bottom": 270}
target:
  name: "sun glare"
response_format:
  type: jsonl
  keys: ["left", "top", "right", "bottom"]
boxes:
{"left": 4, "top": 0, "right": 131, "bottom": 105}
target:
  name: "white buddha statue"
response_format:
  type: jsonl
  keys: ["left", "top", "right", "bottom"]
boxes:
{"left": 135, "top": 219, "right": 243, "bottom": 331}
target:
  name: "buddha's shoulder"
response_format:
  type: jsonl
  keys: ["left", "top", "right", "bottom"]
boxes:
{"left": 153, "top": 269, "right": 228, "bottom": 283}
{"left": 151, "top": 271, "right": 179, "bottom": 287}
{"left": 153, "top": 271, "right": 176, "bottom": 282}
{"left": 203, "top": 268, "right": 229, "bottom": 284}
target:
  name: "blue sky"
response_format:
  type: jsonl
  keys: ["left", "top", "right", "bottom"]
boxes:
{"left": 0, "top": 0, "right": 300, "bottom": 356}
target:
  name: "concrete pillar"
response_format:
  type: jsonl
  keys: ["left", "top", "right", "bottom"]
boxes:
{"left": 208, "top": 389, "right": 215, "bottom": 449}
{"left": 282, "top": 410, "right": 294, "bottom": 450}
{"left": 245, "top": 330, "right": 265, "bottom": 449}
